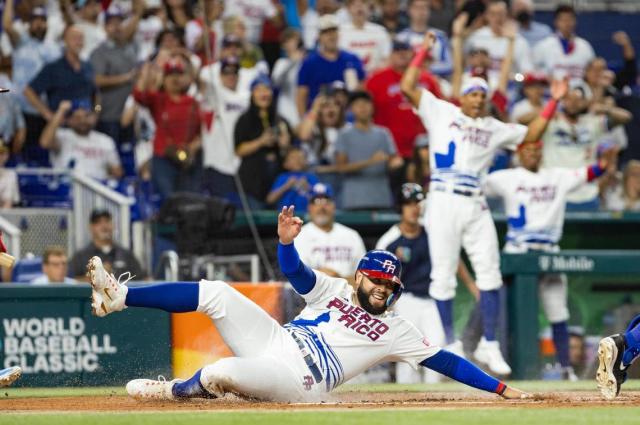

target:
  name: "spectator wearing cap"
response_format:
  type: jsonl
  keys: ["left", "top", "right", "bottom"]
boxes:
{"left": 366, "top": 39, "right": 440, "bottom": 162}
{"left": 90, "top": 2, "right": 143, "bottom": 144}
{"left": 60, "top": 0, "right": 106, "bottom": 61}
{"left": 222, "top": 16, "right": 270, "bottom": 73}
{"left": 31, "top": 246, "right": 76, "bottom": 285}
{"left": 295, "top": 182, "right": 366, "bottom": 283}
{"left": 0, "top": 142, "right": 19, "bottom": 208}
{"left": 133, "top": 54, "right": 202, "bottom": 199}
{"left": 266, "top": 146, "right": 319, "bottom": 211}
{"left": 511, "top": 0, "right": 551, "bottom": 48}
{"left": 272, "top": 29, "right": 306, "bottom": 128}
{"left": 465, "top": 0, "right": 533, "bottom": 81}
{"left": 533, "top": 5, "right": 595, "bottom": 79}
{"left": 185, "top": 0, "right": 224, "bottom": 65}
{"left": 223, "top": 0, "right": 281, "bottom": 46}
{"left": 510, "top": 72, "right": 548, "bottom": 125}
{"left": 396, "top": 0, "right": 452, "bottom": 77}
{"left": 372, "top": 0, "right": 409, "bottom": 35}
{"left": 200, "top": 34, "right": 266, "bottom": 94}
{"left": 68, "top": 209, "right": 146, "bottom": 281}
{"left": 335, "top": 91, "right": 403, "bottom": 210}
{"left": 2, "top": 0, "right": 61, "bottom": 166}
{"left": 200, "top": 57, "right": 250, "bottom": 200}
{"left": 296, "top": 14, "right": 365, "bottom": 118}
{"left": 0, "top": 83, "right": 26, "bottom": 159}
{"left": 541, "top": 80, "right": 631, "bottom": 210}
{"left": 338, "top": 0, "right": 391, "bottom": 74}
{"left": 234, "top": 75, "right": 292, "bottom": 208}
{"left": 24, "top": 25, "right": 97, "bottom": 123}
{"left": 39, "top": 99, "right": 123, "bottom": 180}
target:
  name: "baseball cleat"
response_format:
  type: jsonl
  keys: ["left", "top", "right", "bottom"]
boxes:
{"left": 126, "top": 376, "right": 182, "bottom": 400}
{"left": 0, "top": 366, "right": 22, "bottom": 387}
{"left": 597, "top": 334, "right": 626, "bottom": 400}
{"left": 87, "top": 256, "right": 130, "bottom": 317}
{"left": 473, "top": 337, "right": 512, "bottom": 376}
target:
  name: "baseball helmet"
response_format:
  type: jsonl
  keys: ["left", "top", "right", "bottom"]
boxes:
{"left": 398, "top": 183, "right": 425, "bottom": 205}
{"left": 356, "top": 250, "right": 403, "bottom": 307}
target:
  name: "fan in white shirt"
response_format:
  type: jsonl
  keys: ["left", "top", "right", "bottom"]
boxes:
{"left": 338, "top": 0, "right": 391, "bottom": 74}
{"left": 295, "top": 183, "right": 366, "bottom": 282}
{"left": 465, "top": 1, "right": 533, "bottom": 80}
{"left": 532, "top": 5, "right": 595, "bottom": 79}
{"left": 39, "top": 100, "right": 123, "bottom": 181}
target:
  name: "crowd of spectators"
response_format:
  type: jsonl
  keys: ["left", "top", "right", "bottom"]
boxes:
{"left": 0, "top": 0, "right": 637, "bottom": 214}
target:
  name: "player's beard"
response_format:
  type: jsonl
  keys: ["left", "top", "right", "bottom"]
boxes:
{"left": 356, "top": 285, "right": 388, "bottom": 316}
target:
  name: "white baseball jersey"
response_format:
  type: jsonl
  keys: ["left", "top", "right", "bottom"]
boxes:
{"left": 542, "top": 114, "right": 606, "bottom": 202}
{"left": 338, "top": 21, "right": 391, "bottom": 74}
{"left": 465, "top": 27, "right": 533, "bottom": 77}
{"left": 295, "top": 222, "right": 366, "bottom": 278}
{"left": 484, "top": 167, "right": 589, "bottom": 245}
{"left": 395, "top": 28, "right": 452, "bottom": 76}
{"left": 533, "top": 35, "right": 595, "bottom": 79}
{"left": 416, "top": 89, "right": 528, "bottom": 191}
{"left": 50, "top": 129, "right": 121, "bottom": 180}
{"left": 199, "top": 77, "right": 250, "bottom": 175}
{"left": 285, "top": 271, "right": 441, "bottom": 390}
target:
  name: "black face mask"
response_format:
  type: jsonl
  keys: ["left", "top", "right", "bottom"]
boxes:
{"left": 515, "top": 11, "right": 532, "bottom": 25}
{"left": 356, "top": 284, "right": 388, "bottom": 316}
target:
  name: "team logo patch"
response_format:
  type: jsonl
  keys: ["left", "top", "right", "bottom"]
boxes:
{"left": 303, "top": 375, "right": 314, "bottom": 391}
{"left": 381, "top": 260, "right": 396, "bottom": 274}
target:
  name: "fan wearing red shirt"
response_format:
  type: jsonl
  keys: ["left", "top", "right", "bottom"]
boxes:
{"left": 365, "top": 39, "right": 442, "bottom": 159}
{"left": 133, "top": 54, "right": 202, "bottom": 200}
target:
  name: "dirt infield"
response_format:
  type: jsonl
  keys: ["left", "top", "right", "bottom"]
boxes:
{"left": 2, "top": 391, "right": 639, "bottom": 412}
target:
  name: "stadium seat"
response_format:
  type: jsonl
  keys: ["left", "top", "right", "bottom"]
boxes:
{"left": 11, "top": 256, "right": 44, "bottom": 283}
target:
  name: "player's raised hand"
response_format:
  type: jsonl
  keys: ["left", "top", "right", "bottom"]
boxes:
{"left": 550, "top": 78, "right": 569, "bottom": 101}
{"left": 278, "top": 205, "right": 303, "bottom": 245}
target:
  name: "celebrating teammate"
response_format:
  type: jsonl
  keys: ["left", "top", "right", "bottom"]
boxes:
{"left": 598, "top": 316, "right": 640, "bottom": 400}
{"left": 0, "top": 366, "right": 22, "bottom": 388}
{"left": 88, "top": 206, "right": 528, "bottom": 402}
{"left": 400, "top": 31, "right": 568, "bottom": 375}
{"left": 484, "top": 142, "right": 612, "bottom": 381}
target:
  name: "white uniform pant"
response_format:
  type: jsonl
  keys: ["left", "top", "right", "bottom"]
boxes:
{"left": 503, "top": 243, "right": 569, "bottom": 323}
{"left": 426, "top": 191, "right": 502, "bottom": 301}
{"left": 393, "top": 293, "right": 445, "bottom": 384}
{"left": 195, "top": 280, "right": 324, "bottom": 402}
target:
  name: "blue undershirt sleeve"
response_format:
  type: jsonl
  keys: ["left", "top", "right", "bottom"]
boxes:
{"left": 278, "top": 241, "right": 316, "bottom": 295}
{"left": 420, "top": 350, "right": 506, "bottom": 395}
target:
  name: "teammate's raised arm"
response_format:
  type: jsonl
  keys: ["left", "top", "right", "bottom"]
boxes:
{"left": 277, "top": 206, "right": 316, "bottom": 295}
{"left": 522, "top": 78, "right": 569, "bottom": 143}
{"left": 400, "top": 32, "right": 437, "bottom": 108}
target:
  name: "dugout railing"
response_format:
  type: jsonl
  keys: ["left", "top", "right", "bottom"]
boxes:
{"left": 502, "top": 250, "right": 640, "bottom": 379}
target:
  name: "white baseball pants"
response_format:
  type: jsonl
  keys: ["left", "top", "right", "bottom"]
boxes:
{"left": 503, "top": 243, "right": 569, "bottom": 323}
{"left": 393, "top": 293, "right": 445, "bottom": 383}
{"left": 426, "top": 191, "right": 502, "bottom": 301}
{"left": 196, "top": 280, "right": 324, "bottom": 401}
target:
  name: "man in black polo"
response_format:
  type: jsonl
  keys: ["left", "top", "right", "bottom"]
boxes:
{"left": 69, "top": 210, "right": 146, "bottom": 281}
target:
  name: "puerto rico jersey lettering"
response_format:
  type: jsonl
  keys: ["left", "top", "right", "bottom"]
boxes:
{"left": 416, "top": 89, "right": 527, "bottom": 192}
{"left": 285, "top": 271, "right": 440, "bottom": 391}
{"left": 484, "top": 167, "right": 588, "bottom": 245}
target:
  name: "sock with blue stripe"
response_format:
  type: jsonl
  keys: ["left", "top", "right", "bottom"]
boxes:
{"left": 436, "top": 299, "right": 455, "bottom": 344}
{"left": 125, "top": 282, "right": 199, "bottom": 312}
{"left": 172, "top": 368, "right": 215, "bottom": 399}
{"left": 480, "top": 290, "right": 499, "bottom": 341}
{"left": 551, "top": 321, "right": 570, "bottom": 367}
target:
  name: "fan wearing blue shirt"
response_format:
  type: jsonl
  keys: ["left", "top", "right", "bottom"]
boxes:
{"left": 266, "top": 146, "right": 319, "bottom": 212}
{"left": 296, "top": 14, "right": 365, "bottom": 117}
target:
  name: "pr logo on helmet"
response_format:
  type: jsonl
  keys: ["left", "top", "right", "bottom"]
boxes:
{"left": 381, "top": 260, "right": 396, "bottom": 274}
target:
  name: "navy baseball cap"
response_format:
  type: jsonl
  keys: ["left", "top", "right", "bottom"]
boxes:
{"left": 399, "top": 183, "right": 425, "bottom": 204}
{"left": 70, "top": 98, "right": 93, "bottom": 113}
{"left": 105, "top": 5, "right": 126, "bottom": 21}
{"left": 392, "top": 39, "right": 411, "bottom": 51}
{"left": 357, "top": 250, "right": 404, "bottom": 307}
{"left": 30, "top": 6, "right": 48, "bottom": 19}
{"left": 222, "top": 34, "right": 242, "bottom": 48}
{"left": 309, "top": 183, "right": 334, "bottom": 201}
{"left": 220, "top": 56, "right": 240, "bottom": 75}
